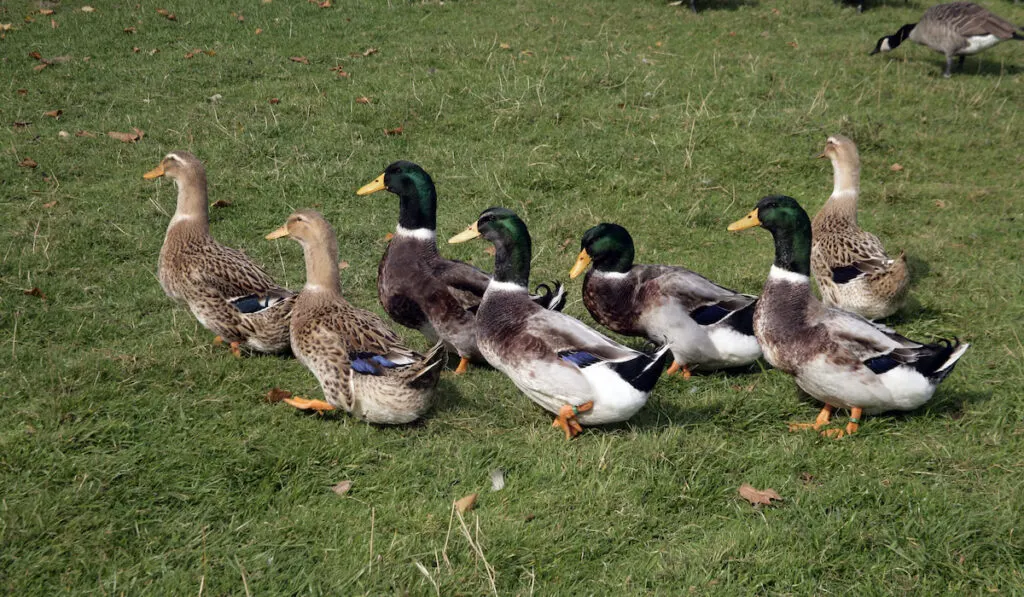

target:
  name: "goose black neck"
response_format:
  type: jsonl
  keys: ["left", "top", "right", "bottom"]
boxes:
{"left": 893, "top": 23, "right": 915, "bottom": 45}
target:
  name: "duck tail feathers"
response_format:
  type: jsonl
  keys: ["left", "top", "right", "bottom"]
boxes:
{"left": 412, "top": 341, "right": 446, "bottom": 381}
{"left": 932, "top": 339, "right": 969, "bottom": 382}
{"left": 916, "top": 338, "right": 969, "bottom": 383}
{"left": 609, "top": 345, "right": 671, "bottom": 393}
{"left": 530, "top": 281, "right": 567, "bottom": 312}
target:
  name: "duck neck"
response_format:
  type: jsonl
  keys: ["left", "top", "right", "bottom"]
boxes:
{"left": 826, "top": 155, "right": 860, "bottom": 223}
{"left": 171, "top": 173, "right": 210, "bottom": 234}
{"left": 396, "top": 178, "right": 437, "bottom": 233}
{"left": 492, "top": 230, "right": 532, "bottom": 289}
{"left": 770, "top": 219, "right": 812, "bottom": 277}
{"left": 301, "top": 236, "right": 342, "bottom": 296}
{"left": 594, "top": 248, "right": 633, "bottom": 274}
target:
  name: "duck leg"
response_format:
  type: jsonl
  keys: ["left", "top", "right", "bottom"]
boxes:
{"left": 453, "top": 357, "right": 470, "bottom": 375}
{"left": 213, "top": 335, "right": 242, "bottom": 357}
{"left": 788, "top": 404, "right": 834, "bottom": 432}
{"left": 665, "top": 361, "right": 692, "bottom": 380}
{"left": 283, "top": 397, "right": 336, "bottom": 413}
{"left": 822, "top": 407, "right": 863, "bottom": 439}
{"left": 552, "top": 401, "right": 594, "bottom": 440}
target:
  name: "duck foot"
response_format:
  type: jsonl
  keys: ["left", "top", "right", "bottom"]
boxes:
{"left": 213, "top": 335, "right": 242, "bottom": 357}
{"left": 552, "top": 401, "right": 594, "bottom": 440}
{"left": 788, "top": 404, "right": 834, "bottom": 432}
{"left": 283, "top": 397, "right": 335, "bottom": 413}
{"left": 453, "top": 356, "right": 470, "bottom": 375}
{"left": 665, "top": 361, "right": 692, "bottom": 380}
{"left": 821, "top": 407, "right": 862, "bottom": 438}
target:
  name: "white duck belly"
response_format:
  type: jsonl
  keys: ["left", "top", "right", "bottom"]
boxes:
{"left": 640, "top": 302, "right": 760, "bottom": 370}
{"left": 795, "top": 354, "right": 936, "bottom": 415}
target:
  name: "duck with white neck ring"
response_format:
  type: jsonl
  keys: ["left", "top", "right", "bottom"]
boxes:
{"left": 266, "top": 210, "right": 442, "bottom": 424}
{"left": 449, "top": 207, "right": 670, "bottom": 440}
{"left": 143, "top": 151, "right": 295, "bottom": 356}
{"left": 811, "top": 135, "right": 909, "bottom": 320}
{"left": 729, "top": 195, "right": 968, "bottom": 438}
{"left": 355, "top": 161, "right": 566, "bottom": 376}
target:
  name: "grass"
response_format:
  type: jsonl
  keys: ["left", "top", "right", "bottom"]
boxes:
{"left": 2, "top": 0, "right": 1023, "bottom": 593}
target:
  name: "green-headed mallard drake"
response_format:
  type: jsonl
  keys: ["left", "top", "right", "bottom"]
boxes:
{"left": 355, "top": 161, "right": 565, "bottom": 375}
{"left": 569, "top": 223, "right": 761, "bottom": 379}
{"left": 266, "top": 210, "right": 442, "bottom": 424}
{"left": 728, "top": 195, "right": 968, "bottom": 437}
{"left": 143, "top": 151, "right": 294, "bottom": 356}
{"left": 449, "top": 208, "right": 669, "bottom": 439}
{"left": 812, "top": 135, "right": 909, "bottom": 320}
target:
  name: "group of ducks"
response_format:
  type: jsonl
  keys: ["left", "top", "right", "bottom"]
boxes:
{"left": 143, "top": 134, "right": 967, "bottom": 440}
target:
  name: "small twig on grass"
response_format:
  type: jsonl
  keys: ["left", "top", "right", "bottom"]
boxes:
{"left": 455, "top": 509, "right": 498, "bottom": 597}
{"left": 414, "top": 561, "right": 440, "bottom": 596}
{"left": 441, "top": 501, "right": 455, "bottom": 571}
{"left": 368, "top": 506, "right": 375, "bottom": 575}
{"left": 236, "top": 558, "right": 252, "bottom": 597}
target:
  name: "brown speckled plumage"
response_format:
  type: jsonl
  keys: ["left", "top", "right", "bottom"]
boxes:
{"left": 281, "top": 210, "right": 440, "bottom": 424}
{"left": 811, "top": 135, "right": 909, "bottom": 320}
{"left": 149, "top": 151, "right": 294, "bottom": 353}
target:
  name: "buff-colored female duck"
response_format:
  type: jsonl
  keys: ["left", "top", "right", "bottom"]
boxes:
{"left": 143, "top": 151, "right": 294, "bottom": 356}
{"left": 449, "top": 208, "right": 669, "bottom": 439}
{"left": 812, "top": 135, "right": 909, "bottom": 320}
{"left": 266, "top": 210, "right": 442, "bottom": 424}
{"left": 570, "top": 223, "right": 761, "bottom": 379}
{"left": 729, "top": 195, "right": 968, "bottom": 437}
{"left": 356, "top": 161, "right": 564, "bottom": 375}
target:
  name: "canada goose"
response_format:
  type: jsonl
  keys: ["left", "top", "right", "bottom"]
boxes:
{"left": 871, "top": 2, "right": 1024, "bottom": 77}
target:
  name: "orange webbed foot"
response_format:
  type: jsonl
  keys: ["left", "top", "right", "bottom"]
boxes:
{"left": 230, "top": 341, "right": 242, "bottom": 358}
{"left": 452, "top": 356, "right": 470, "bottom": 375}
{"left": 283, "top": 397, "right": 336, "bottom": 414}
{"left": 551, "top": 401, "right": 594, "bottom": 440}
{"left": 789, "top": 404, "right": 834, "bottom": 433}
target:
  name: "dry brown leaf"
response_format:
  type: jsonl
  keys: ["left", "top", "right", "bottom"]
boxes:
{"left": 338, "top": 260, "right": 350, "bottom": 269}
{"left": 17, "top": 88, "right": 28, "bottom": 95}
{"left": 935, "top": 199, "right": 947, "bottom": 209}
{"left": 39, "top": 9, "right": 55, "bottom": 16}
{"left": 29, "top": 51, "right": 42, "bottom": 60}
{"left": 13, "top": 121, "right": 31, "bottom": 128}
{"left": 33, "top": 63, "right": 49, "bottom": 72}
{"left": 19, "top": 158, "right": 38, "bottom": 168}
{"left": 44, "top": 109, "right": 62, "bottom": 118}
{"left": 211, "top": 199, "right": 232, "bottom": 208}
{"left": 51, "top": 18, "right": 58, "bottom": 29}
{"left": 890, "top": 163, "right": 903, "bottom": 172}
{"left": 107, "top": 128, "right": 144, "bottom": 143}
{"left": 23, "top": 287, "right": 47, "bottom": 299}
{"left": 81, "top": 6, "right": 95, "bottom": 12}
{"left": 483, "top": 246, "right": 496, "bottom": 256}
{"left": 268, "top": 97, "right": 280, "bottom": 105}
{"left": 204, "top": 49, "right": 216, "bottom": 56}
{"left": 265, "top": 387, "right": 292, "bottom": 403}
{"left": 331, "top": 480, "right": 352, "bottom": 496}
{"left": 738, "top": 483, "right": 782, "bottom": 506}
{"left": 355, "top": 96, "right": 370, "bottom": 104}
{"left": 149, "top": 48, "right": 160, "bottom": 55}
{"left": 455, "top": 493, "right": 478, "bottom": 514}
{"left": 290, "top": 56, "right": 309, "bottom": 64}
{"left": 254, "top": 27, "right": 262, "bottom": 34}
{"left": 384, "top": 126, "right": 403, "bottom": 136}
{"left": 124, "top": 26, "right": 136, "bottom": 33}
{"left": 558, "top": 238, "right": 572, "bottom": 250}
{"left": 184, "top": 49, "right": 200, "bottom": 59}
{"left": 1, "top": 23, "right": 13, "bottom": 32}
{"left": 75, "top": 130, "right": 96, "bottom": 137}
{"left": 318, "top": 0, "right": 332, "bottom": 7}
{"left": 132, "top": 46, "right": 140, "bottom": 53}
{"left": 362, "top": 47, "right": 378, "bottom": 57}
{"left": 787, "top": 41, "right": 798, "bottom": 49}
{"left": 42, "top": 200, "right": 57, "bottom": 208}
{"left": 499, "top": 42, "right": 511, "bottom": 50}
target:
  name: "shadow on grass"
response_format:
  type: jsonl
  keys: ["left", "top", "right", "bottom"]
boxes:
{"left": 789, "top": 386, "right": 991, "bottom": 422}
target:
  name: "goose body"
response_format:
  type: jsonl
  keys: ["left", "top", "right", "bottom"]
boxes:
{"left": 571, "top": 223, "right": 761, "bottom": 378}
{"left": 872, "top": 2, "right": 1024, "bottom": 77}
{"left": 267, "top": 210, "right": 441, "bottom": 424}
{"left": 729, "top": 196, "right": 968, "bottom": 437}
{"left": 356, "top": 161, "right": 564, "bottom": 374}
{"left": 144, "top": 152, "right": 294, "bottom": 355}
{"left": 812, "top": 135, "right": 908, "bottom": 320}
{"left": 449, "top": 209, "right": 668, "bottom": 439}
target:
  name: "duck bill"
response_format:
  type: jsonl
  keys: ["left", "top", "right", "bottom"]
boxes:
{"left": 727, "top": 209, "right": 761, "bottom": 231}
{"left": 447, "top": 222, "right": 481, "bottom": 244}
{"left": 356, "top": 173, "right": 386, "bottom": 196}
{"left": 569, "top": 249, "right": 591, "bottom": 279}
{"left": 142, "top": 164, "right": 165, "bottom": 180}
{"left": 265, "top": 225, "right": 290, "bottom": 240}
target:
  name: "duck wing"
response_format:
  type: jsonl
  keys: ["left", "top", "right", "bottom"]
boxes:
{"left": 653, "top": 267, "right": 758, "bottom": 330}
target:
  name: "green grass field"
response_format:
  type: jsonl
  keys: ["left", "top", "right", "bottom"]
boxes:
{"left": 2, "top": 0, "right": 1023, "bottom": 593}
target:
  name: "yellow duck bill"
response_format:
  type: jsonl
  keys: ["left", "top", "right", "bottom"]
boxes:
{"left": 569, "top": 249, "right": 591, "bottom": 279}
{"left": 265, "top": 225, "right": 290, "bottom": 240}
{"left": 142, "top": 164, "right": 165, "bottom": 180}
{"left": 356, "top": 173, "right": 386, "bottom": 196}
{"left": 727, "top": 209, "right": 761, "bottom": 231}
{"left": 448, "top": 222, "right": 480, "bottom": 244}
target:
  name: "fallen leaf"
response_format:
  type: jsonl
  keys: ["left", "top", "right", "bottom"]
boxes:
{"left": 19, "top": 158, "right": 38, "bottom": 168}
{"left": 58, "top": 130, "right": 69, "bottom": 139}
{"left": 17, "top": 88, "right": 27, "bottom": 95}
{"left": 39, "top": 9, "right": 55, "bottom": 16}
{"left": 483, "top": 246, "right": 496, "bottom": 256}
{"left": 107, "top": 127, "right": 144, "bottom": 143}
{"left": 23, "top": 287, "right": 46, "bottom": 299}
{"left": 184, "top": 49, "right": 200, "bottom": 58}
{"left": 42, "top": 200, "right": 57, "bottom": 208}
{"left": 269, "top": 97, "right": 280, "bottom": 104}
{"left": 29, "top": 51, "right": 42, "bottom": 60}
{"left": 799, "top": 472, "right": 816, "bottom": 485}
{"left": 211, "top": 199, "right": 232, "bottom": 208}
{"left": 13, "top": 121, "right": 31, "bottom": 127}
{"left": 355, "top": 96, "right": 370, "bottom": 104}
{"left": 499, "top": 42, "right": 511, "bottom": 50}
{"left": 51, "top": 18, "right": 58, "bottom": 29}
{"left": 34, "top": 64, "right": 49, "bottom": 72}
{"left": 361, "top": 47, "right": 377, "bottom": 57}
{"left": 738, "top": 483, "right": 782, "bottom": 506}
{"left": 787, "top": 41, "right": 798, "bottom": 49}
{"left": 265, "top": 387, "right": 292, "bottom": 403}
{"left": 44, "top": 109, "right": 62, "bottom": 118}
{"left": 454, "top": 493, "right": 478, "bottom": 514}
{"left": 132, "top": 46, "right": 140, "bottom": 53}
{"left": 318, "top": 0, "right": 332, "bottom": 7}
{"left": 290, "top": 56, "right": 309, "bottom": 64}
{"left": 254, "top": 27, "right": 262, "bottom": 34}
{"left": 524, "top": 513, "right": 535, "bottom": 522}
{"left": 124, "top": 26, "right": 136, "bottom": 33}
{"left": 338, "top": 260, "right": 350, "bottom": 269}
{"left": 331, "top": 480, "right": 352, "bottom": 496}
{"left": 728, "top": 31, "right": 736, "bottom": 36}
{"left": 75, "top": 130, "right": 96, "bottom": 137}
{"left": 558, "top": 238, "right": 572, "bottom": 250}
{"left": 771, "top": 7, "right": 781, "bottom": 14}
{"left": 81, "top": 6, "right": 96, "bottom": 12}
{"left": 889, "top": 163, "right": 903, "bottom": 172}
{"left": 155, "top": 8, "right": 176, "bottom": 20}
{"left": 149, "top": 48, "right": 160, "bottom": 55}
{"left": 935, "top": 199, "right": 947, "bottom": 209}
{"left": 384, "top": 126, "right": 403, "bottom": 136}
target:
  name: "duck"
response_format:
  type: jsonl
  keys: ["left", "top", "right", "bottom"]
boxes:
{"left": 728, "top": 195, "right": 968, "bottom": 437}
{"left": 569, "top": 223, "right": 761, "bottom": 379}
{"left": 143, "top": 151, "right": 294, "bottom": 356}
{"left": 266, "top": 210, "right": 442, "bottom": 424}
{"left": 812, "top": 135, "right": 909, "bottom": 320}
{"left": 871, "top": 2, "right": 1024, "bottom": 77}
{"left": 355, "top": 161, "right": 565, "bottom": 375}
{"left": 449, "top": 207, "right": 669, "bottom": 439}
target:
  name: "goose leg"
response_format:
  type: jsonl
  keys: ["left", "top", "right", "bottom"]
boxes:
{"left": 690, "top": 0, "right": 697, "bottom": 13}
{"left": 943, "top": 55, "right": 954, "bottom": 78}
{"left": 453, "top": 357, "right": 470, "bottom": 375}
{"left": 552, "top": 401, "right": 594, "bottom": 440}
{"left": 788, "top": 404, "right": 834, "bottom": 432}
{"left": 957, "top": 55, "right": 965, "bottom": 72}
{"left": 283, "top": 396, "right": 336, "bottom": 413}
